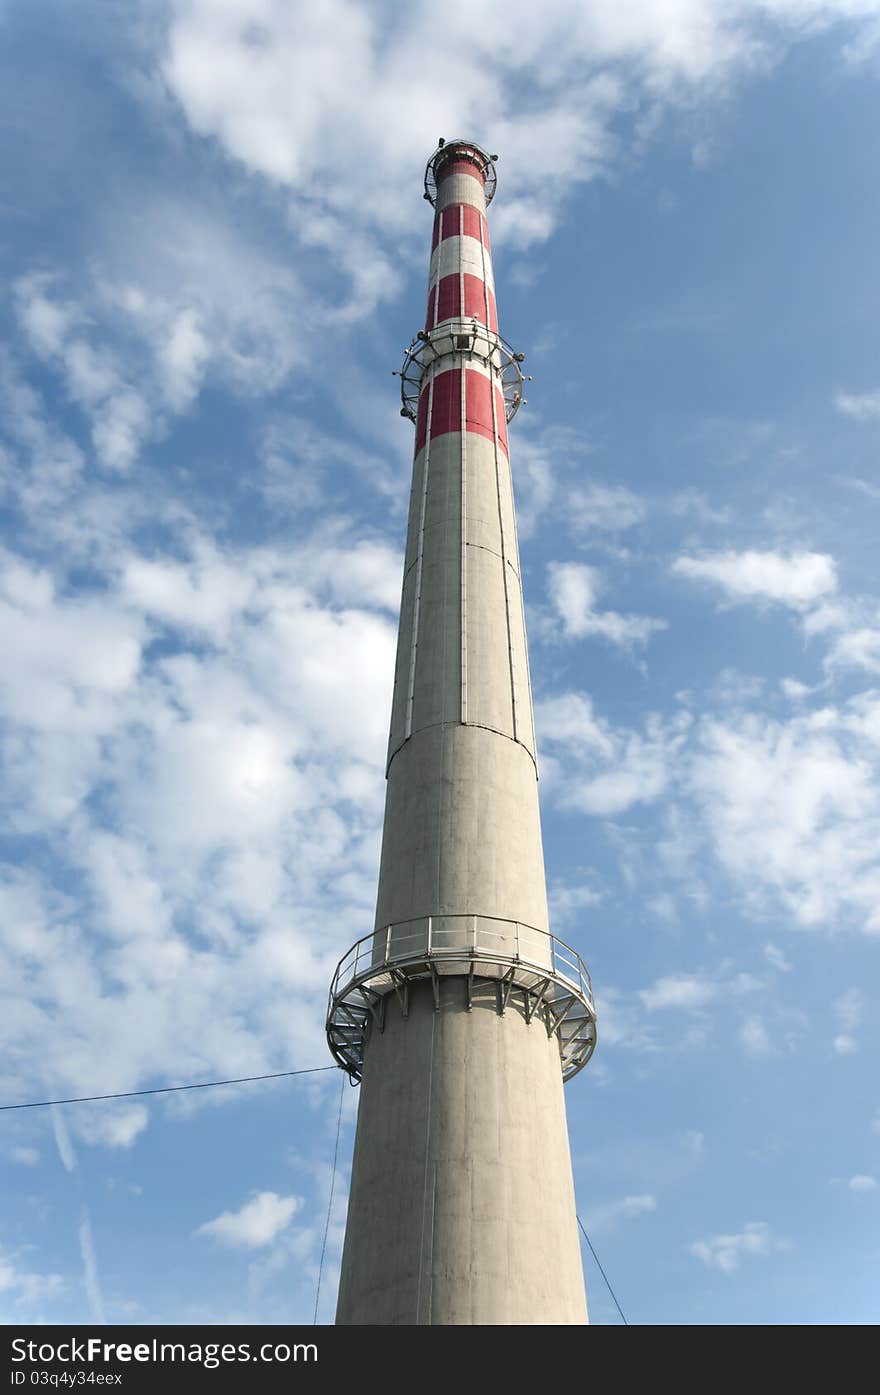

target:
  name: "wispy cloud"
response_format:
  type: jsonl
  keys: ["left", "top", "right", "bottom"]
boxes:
{"left": 739, "top": 1015, "right": 772, "bottom": 1056}
{"left": 834, "top": 388, "right": 880, "bottom": 421}
{"left": 848, "top": 1174, "right": 877, "bottom": 1193}
{"left": 832, "top": 988, "right": 863, "bottom": 1055}
{"left": 569, "top": 481, "right": 646, "bottom": 533}
{"left": 582, "top": 1192, "right": 656, "bottom": 1235}
{"left": 763, "top": 943, "right": 792, "bottom": 973}
{"left": 0, "top": 1249, "right": 64, "bottom": 1308}
{"left": 689, "top": 1220, "right": 787, "bottom": 1272}
{"left": 546, "top": 562, "right": 665, "bottom": 649}
{"left": 537, "top": 691, "right": 688, "bottom": 816}
{"left": 51, "top": 1108, "right": 78, "bottom": 1175}
{"left": 639, "top": 972, "right": 718, "bottom": 1012}
{"left": 10, "top": 1146, "right": 39, "bottom": 1166}
{"left": 79, "top": 1209, "right": 106, "bottom": 1325}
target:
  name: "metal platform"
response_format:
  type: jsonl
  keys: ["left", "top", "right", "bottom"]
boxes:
{"left": 326, "top": 914, "right": 597, "bottom": 1084}
{"left": 424, "top": 139, "right": 498, "bottom": 207}
{"left": 397, "top": 321, "right": 527, "bottom": 424}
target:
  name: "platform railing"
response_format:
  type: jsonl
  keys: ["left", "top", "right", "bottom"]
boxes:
{"left": 326, "top": 914, "right": 596, "bottom": 1083}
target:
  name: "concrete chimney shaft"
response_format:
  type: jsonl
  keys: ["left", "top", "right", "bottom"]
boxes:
{"left": 328, "top": 141, "right": 596, "bottom": 1325}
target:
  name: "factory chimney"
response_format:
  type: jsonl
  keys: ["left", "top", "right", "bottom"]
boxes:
{"left": 327, "top": 139, "right": 597, "bottom": 1325}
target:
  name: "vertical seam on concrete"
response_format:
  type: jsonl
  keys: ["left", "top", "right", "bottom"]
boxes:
{"left": 489, "top": 345, "right": 518, "bottom": 743}
{"left": 480, "top": 211, "right": 492, "bottom": 331}
{"left": 415, "top": 1006, "right": 436, "bottom": 1325}
{"left": 504, "top": 421, "right": 538, "bottom": 766}
{"left": 459, "top": 202, "right": 468, "bottom": 727}
{"left": 406, "top": 379, "right": 433, "bottom": 741}
{"left": 458, "top": 203, "right": 465, "bottom": 329}
{"left": 460, "top": 365, "right": 468, "bottom": 726}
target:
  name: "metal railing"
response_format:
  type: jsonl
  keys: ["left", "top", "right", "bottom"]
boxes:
{"left": 396, "top": 323, "right": 526, "bottom": 426}
{"left": 326, "top": 914, "right": 597, "bottom": 1084}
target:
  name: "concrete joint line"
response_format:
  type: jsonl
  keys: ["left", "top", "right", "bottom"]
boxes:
{"left": 460, "top": 373, "right": 468, "bottom": 725}
{"left": 489, "top": 353, "right": 518, "bottom": 744}
{"left": 406, "top": 375, "right": 434, "bottom": 741}
{"left": 385, "top": 718, "right": 540, "bottom": 781}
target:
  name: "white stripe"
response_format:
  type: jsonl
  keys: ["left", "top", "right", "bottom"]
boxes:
{"left": 435, "top": 170, "right": 485, "bottom": 212}
{"left": 429, "top": 234, "right": 495, "bottom": 289}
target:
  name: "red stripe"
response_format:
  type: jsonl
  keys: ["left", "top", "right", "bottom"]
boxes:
{"left": 432, "top": 212, "right": 441, "bottom": 252}
{"left": 435, "top": 274, "right": 461, "bottom": 324}
{"left": 425, "top": 284, "right": 436, "bottom": 331}
{"left": 495, "top": 386, "right": 508, "bottom": 454}
{"left": 437, "top": 158, "right": 486, "bottom": 185}
{"left": 462, "top": 273, "right": 488, "bottom": 323}
{"left": 487, "top": 287, "right": 498, "bottom": 333}
{"left": 461, "top": 205, "right": 481, "bottom": 241}
{"left": 415, "top": 383, "right": 431, "bottom": 454}
{"left": 439, "top": 204, "right": 489, "bottom": 243}
{"left": 433, "top": 273, "right": 491, "bottom": 328}
{"left": 429, "top": 368, "right": 461, "bottom": 438}
{"left": 413, "top": 368, "right": 509, "bottom": 456}
{"left": 465, "top": 369, "right": 492, "bottom": 439}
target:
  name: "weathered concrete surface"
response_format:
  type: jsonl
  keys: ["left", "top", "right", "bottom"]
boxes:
{"left": 335, "top": 982, "right": 588, "bottom": 1325}
{"left": 335, "top": 142, "right": 589, "bottom": 1325}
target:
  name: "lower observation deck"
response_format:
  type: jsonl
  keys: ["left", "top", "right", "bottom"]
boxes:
{"left": 326, "top": 915, "right": 597, "bottom": 1084}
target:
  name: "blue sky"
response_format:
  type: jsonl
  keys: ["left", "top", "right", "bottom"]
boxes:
{"left": 1, "top": 0, "right": 879, "bottom": 1326}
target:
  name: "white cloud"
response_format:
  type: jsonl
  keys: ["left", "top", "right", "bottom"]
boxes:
{"left": 547, "top": 880, "right": 603, "bottom": 929}
{"left": 835, "top": 388, "right": 880, "bottom": 421}
{"left": 781, "top": 678, "right": 812, "bottom": 702}
{"left": 583, "top": 1193, "right": 656, "bottom": 1234}
{"left": 832, "top": 988, "right": 863, "bottom": 1055}
{"left": 197, "top": 1191, "right": 302, "bottom": 1249}
{"left": 546, "top": 562, "right": 665, "bottom": 648}
{"left": 10, "top": 1147, "right": 39, "bottom": 1166}
{"left": 686, "top": 705, "right": 880, "bottom": 931}
{"left": 682, "top": 1129, "right": 705, "bottom": 1157}
{"left": 14, "top": 276, "right": 151, "bottom": 473}
{"left": 825, "top": 626, "right": 880, "bottom": 676}
{"left": 591, "top": 986, "right": 657, "bottom": 1054}
{"left": 848, "top": 1174, "right": 877, "bottom": 1192}
{"left": 537, "top": 692, "right": 688, "bottom": 815}
{"left": 161, "top": 308, "right": 210, "bottom": 411}
{"left": 156, "top": 0, "right": 880, "bottom": 254}
{"left": 672, "top": 549, "right": 837, "bottom": 609}
{"left": 740, "top": 1015, "right": 772, "bottom": 1056}
{"left": 689, "top": 1220, "right": 786, "bottom": 1272}
{"left": 0, "top": 1249, "right": 64, "bottom": 1308}
{"left": 50, "top": 1108, "right": 78, "bottom": 1174}
{"left": 74, "top": 1107, "right": 150, "bottom": 1151}
{"left": 0, "top": 471, "right": 400, "bottom": 1146}
{"left": 569, "top": 481, "right": 646, "bottom": 533}
{"left": 763, "top": 942, "right": 792, "bottom": 972}
{"left": 79, "top": 1209, "right": 106, "bottom": 1325}
{"left": 639, "top": 972, "right": 718, "bottom": 1012}
{"left": 539, "top": 680, "right": 880, "bottom": 939}
{"left": 670, "top": 489, "right": 730, "bottom": 524}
